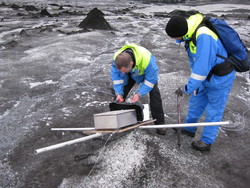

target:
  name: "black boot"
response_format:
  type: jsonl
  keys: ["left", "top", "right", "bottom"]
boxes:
{"left": 173, "top": 128, "right": 195, "bottom": 137}
{"left": 191, "top": 140, "right": 211, "bottom": 151}
{"left": 156, "top": 128, "right": 166, "bottom": 135}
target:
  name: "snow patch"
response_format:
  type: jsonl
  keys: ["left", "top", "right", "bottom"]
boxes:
{"left": 61, "top": 107, "right": 72, "bottom": 116}
{"left": 29, "top": 80, "right": 58, "bottom": 88}
{"left": 85, "top": 101, "right": 109, "bottom": 107}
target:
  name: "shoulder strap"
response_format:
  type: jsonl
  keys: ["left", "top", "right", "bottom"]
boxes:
{"left": 191, "top": 17, "right": 215, "bottom": 46}
{"left": 191, "top": 23, "right": 204, "bottom": 46}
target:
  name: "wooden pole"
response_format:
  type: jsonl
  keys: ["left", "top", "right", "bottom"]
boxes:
{"left": 51, "top": 127, "right": 95, "bottom": 131}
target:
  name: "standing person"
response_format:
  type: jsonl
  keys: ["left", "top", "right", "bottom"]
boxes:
{"left": 111, "top": 43, "right": 166, "bottom": 135}
{"left": 165, "top": 13, "right": 235, "bottom": 151}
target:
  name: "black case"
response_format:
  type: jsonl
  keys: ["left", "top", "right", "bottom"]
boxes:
{"left": 109, "top": 101, "right": 144, "bottom": 121}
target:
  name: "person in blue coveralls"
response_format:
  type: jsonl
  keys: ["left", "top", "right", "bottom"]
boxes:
{"left": 165, "top": 13, "right": 235, "bottom": 151}
{"left": 111, "top": 43, "right": 166, "bottom": 135}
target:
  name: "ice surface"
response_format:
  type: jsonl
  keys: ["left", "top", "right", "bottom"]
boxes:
{"left": 0, "top": 0, "right": 249, "bottom": 188}
{"left": 132, "top": 3, "right": 250, "bottom": 16}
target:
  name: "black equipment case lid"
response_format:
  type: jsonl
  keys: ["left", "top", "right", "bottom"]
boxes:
{"left": 109, "top": 101, "right": 144, "bottom": 121}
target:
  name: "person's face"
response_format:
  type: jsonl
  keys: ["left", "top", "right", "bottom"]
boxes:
{"left": 172, "top": 36, "right": 182, "bottom": 40}
{"left": 119, "top": 62, "right": 133, "bottom": 74}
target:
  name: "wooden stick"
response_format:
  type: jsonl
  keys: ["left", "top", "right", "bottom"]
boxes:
{"left": 83, "top": 119, "right": 156, "bottom": 134}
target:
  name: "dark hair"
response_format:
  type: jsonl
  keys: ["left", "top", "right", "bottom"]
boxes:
{"left": 115, "top": 52, "right": 132, "bottom": 70}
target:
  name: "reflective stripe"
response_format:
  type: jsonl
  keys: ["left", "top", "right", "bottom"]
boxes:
{"left": 190, "top": 73, "right": 206, "bottom": 81}
{"left": 113, "top": 80, "right": 124, "bottom": 85}
{"left": 144, "top": 80, "right": 154, "bottom": 88}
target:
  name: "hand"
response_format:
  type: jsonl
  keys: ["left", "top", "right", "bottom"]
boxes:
{"left": 131, "top": 94, "right": 139, "bottom": 103}
{"left": 175, "top": 87, "right": 183, "bottom": 97}
{"left": 116, "top": 95, "right": 124, "bottom": 102}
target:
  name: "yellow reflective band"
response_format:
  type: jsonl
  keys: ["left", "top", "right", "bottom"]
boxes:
{"left": 113, "top": 80, "right": 124, "bottom": 85}
{"left": 144, "top": 80, "right": 154, "bottom": 88}
{"left": 190, "top": 73, "right": 206, "bottom": 81}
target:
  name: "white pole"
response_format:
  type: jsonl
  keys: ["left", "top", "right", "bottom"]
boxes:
{"left": 51, "top": 121, "right": 230, "bottom": 132}
{"left": 51, "top": 127, "right": 95, "bottom": 131}
{"left": 36, "top": 121, "right": 229, "bottom": 154}
{"left": 139, "top": 121, "right": 230, "bottom": 129}
{"left": 35, "top": 133, "right": 105, "bottom": 154}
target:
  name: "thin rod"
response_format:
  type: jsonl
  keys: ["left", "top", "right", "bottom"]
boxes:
{"left": 35, "top": 133, "right": 104, "bottom": 154}
{"left": 139, "top": 121, "right": 230, "bottom": 129}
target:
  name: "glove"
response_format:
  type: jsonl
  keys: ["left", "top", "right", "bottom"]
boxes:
{"left": 175, "top": 87, "right": 183, "bottom": 97}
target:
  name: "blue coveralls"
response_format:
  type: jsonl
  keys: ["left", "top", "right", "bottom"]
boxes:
{"left": 181, "top": 14, "right": 235, "bottom": 144}
{"left": 111, "top": 43, "right": 165, "bottom": 125}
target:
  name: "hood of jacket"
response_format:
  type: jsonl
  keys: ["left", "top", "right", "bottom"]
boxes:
{"left": 183, "top": 13, "right": 204, "bottom": 41}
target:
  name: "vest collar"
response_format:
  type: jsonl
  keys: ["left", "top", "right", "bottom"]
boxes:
{"left": 183, "top": 13, "right": 203, "bottom": 41}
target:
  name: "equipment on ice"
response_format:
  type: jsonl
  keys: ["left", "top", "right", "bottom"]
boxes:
{"left": 35, "top": 102, "right": 230, "bottom": 154}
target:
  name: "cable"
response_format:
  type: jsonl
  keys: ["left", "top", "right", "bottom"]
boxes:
{"left": 221, "top": 108, "right": 250, "bottom": 132}
{"left": 166, "top": 106, "right": 249, "bottom": 132}
{"left": 82, "top": 132, "right": 114, "bottom": 186}
{"left": 220, "top": 94, "right": 250, "bottom": 131}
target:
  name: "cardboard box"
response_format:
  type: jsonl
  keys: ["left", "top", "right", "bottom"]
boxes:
{"left": 94, "top": 109, "right": 137, "bottom": 129}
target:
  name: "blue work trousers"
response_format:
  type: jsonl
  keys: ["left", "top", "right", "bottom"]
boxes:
{"left": 184, "top": 86, "right": 232, "bottom": 144}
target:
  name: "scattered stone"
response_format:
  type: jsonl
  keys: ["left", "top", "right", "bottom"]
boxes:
{"left": 49, "top": 4, "right": 60, "bottom": 7}
{"left": 63, "top": 5, "right": 73, "bottom": 8}
{"left": 167, "top": 9, "right": 200, "bottom": 17}
{"left": 155, "top": 9, "right": 199, "bottom": 18}
{"left": 39, "top": 26, "right": 55, "bottom": 33}
{"left": 154, "top": 12, "right": 169, "bottom": 17}
{"left": 223, "top": 13, "right": 250, "bottom": 19}
{"left": 0, "top": 2, "right": 7, "bottom": 7}
{"left": 224, "top": 8, "right": 250, "bottom": 13}
{"left": 4, "top": 40, "right": 18, "bottom": 49}
{"left": 17, "top": 12, "right": 26, "bottom": 17}
{"left": 10, "top": 4, "right": 20, "bottom": 10}
{"left": 19, "top": 30, "right": 29, "bottom": 37}
{"left": 57, "top": 28, "right": 89, "bottom": 35}
{"left": 24, "top": 5, "right": 39, "bottom": 11}
{"left": 78, "top": 8, "right": 113, "bottom": 30}
{"left": 205, "top": 13, "right": 219, "bottom": 18}
{"left": 59, "top": 10, "right": 83, "bottom": 16}
{"left": 28, "top": 13, "right": 39, "bottom": 19}
{"left": 40, "top": 9, "right": 53, "bottom": 17}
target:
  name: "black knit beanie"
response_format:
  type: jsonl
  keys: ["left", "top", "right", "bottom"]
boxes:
{"left": 165, "top": 16, "right": 188, "bottom": 37}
